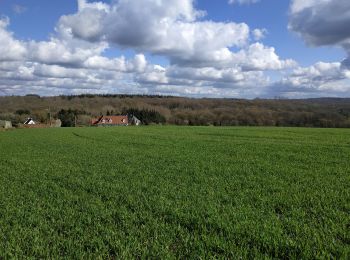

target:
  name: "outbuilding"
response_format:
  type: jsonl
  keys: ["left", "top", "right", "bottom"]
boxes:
{"left": 129, "top": 115, "right": 141, "bottom": 126}
{"left": 0, "top": 120, "right": 12, "bottom": 129}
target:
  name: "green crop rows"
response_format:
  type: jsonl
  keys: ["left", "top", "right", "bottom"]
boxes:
{"left": 0, "top": 126, "right": 349, "bottom": 258}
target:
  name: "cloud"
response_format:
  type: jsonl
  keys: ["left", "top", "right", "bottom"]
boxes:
{"left": 0, "top": 60, "right": 137, "bottom": 96}
{"left": 281, "top": 0, "right": 350, "bottom": 97}
{"left": 268, "top": 61, "right": 350, "bottom": 97}
{"left": 0, "top": 1, "right": 299, "bottom": 98}
{"left": 252, "top": 28, "right": 267, "bottom": 41}
{"left": 0, "top": 16, "right": 153, "bottom": 96}
{"left": 0, "top": 17, "right": 27, "bottom": 61}
{"left": 228, "top": 0, "right": 260, "bottom": 5}
{"left": 289, "top": 0, "right": 350, "bottom": 55}
{"left": 139, "top": 65, "right": 267, "bottom": 86}
{"left": 238, "top": 43, "right": 296, "bottom": 71}
{"left": 57, "top": 0, "right": 293, "bottom": 71}
{"left": 59, "top": 0, "right": 295, "bottom": 71}
{"left": 286, "top": 62, "right": 347, "bottom": 88}
{"left": 28, "top": 38, "right": 108, "bottom": 67}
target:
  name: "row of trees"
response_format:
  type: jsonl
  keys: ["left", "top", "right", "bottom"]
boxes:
{"left": 57, "top": 109, "right": 88, "bottom": 127}
{"left": 0, "top": 95, "right": 350, "bottom": 128}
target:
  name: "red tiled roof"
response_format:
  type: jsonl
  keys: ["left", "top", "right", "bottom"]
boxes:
{"left": 91, "top": 115, "right": 128, "bottom": 125}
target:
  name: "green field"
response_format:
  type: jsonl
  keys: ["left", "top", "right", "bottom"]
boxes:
{"left": 0, "top": 126, "right": 349, "bottom": 258}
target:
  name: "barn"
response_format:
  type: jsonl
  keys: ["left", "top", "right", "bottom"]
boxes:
{"left": 91, "top": 115, "right": 129, "bottom": 127}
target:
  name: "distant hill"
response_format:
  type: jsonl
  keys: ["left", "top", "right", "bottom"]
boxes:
{"left": 0, "top": 95, "right": 350, "bottom": 127}
{"left": 305, "top": 97, "right": 350, "bottom": 103}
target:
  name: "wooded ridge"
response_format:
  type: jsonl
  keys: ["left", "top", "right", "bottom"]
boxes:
{"left": 0, "top": 95, "right": 350, "bottom": 127}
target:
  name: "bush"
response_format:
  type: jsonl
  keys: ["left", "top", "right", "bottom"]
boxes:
{"left": 15, "top": 109, "right": 30, "bottom": 115}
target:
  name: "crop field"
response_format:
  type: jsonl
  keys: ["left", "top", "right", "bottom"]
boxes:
{"left": 0, "top": 126, "right": 349, "bottom": 258}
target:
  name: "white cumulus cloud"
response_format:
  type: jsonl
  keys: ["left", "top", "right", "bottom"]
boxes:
{"left": 0, "top": 0, "right": 312, "bottom": 98}
{"left": 0, "top": 17, "right": 27, "bottom": 61}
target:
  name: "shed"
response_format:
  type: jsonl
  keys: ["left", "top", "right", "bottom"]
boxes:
{"left": 0, "top": 120, "right": 12, "bottom": 129}
{"left": 129, "top": 115, "right": 141, "bottom": 126}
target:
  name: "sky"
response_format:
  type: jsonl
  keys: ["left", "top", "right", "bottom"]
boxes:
{"left": 0, "top": 0, "right": 350, "bottom": 98}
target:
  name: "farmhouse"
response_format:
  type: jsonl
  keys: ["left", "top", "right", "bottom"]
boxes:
{"left": 0, "top": 120, "right": 12, "bottom": 129}
{"left": 91, "top": 115, "right": 128, "bottom": 127}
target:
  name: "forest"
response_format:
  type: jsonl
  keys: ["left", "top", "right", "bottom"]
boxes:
{"left": 0, "top": 95, "right": 350, "bottom": 127}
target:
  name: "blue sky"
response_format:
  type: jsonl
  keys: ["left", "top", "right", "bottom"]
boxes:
{"left": 0, "top": 0, "right": 349, "bottom": 98}
{"left": 2, "top": 0, "right": 78, "bottom": 40}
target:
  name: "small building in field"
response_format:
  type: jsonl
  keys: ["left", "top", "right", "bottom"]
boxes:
{"left": 129, "top": 115, "right": 141, "bottom": 126}
{"left": 24, "top": 118, "right": 36, "bottom": 125}
{"left": 91, "top": 115, "right": 128, "bottom": 127}
{"left": 0, "top": 120, "right": 12, "bottom": 129}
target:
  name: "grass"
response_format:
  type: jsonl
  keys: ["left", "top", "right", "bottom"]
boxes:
{"left": 0, "top": 126, "right": 349, "bottom": 258}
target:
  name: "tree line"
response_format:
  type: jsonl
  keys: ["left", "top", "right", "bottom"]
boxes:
{"left": 0, "top": 95, "right": 349, "bottom": 128}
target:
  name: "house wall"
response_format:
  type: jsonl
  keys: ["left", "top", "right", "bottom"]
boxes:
{"left": 96, "top": 123, "right": 128, "bottom": 127}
